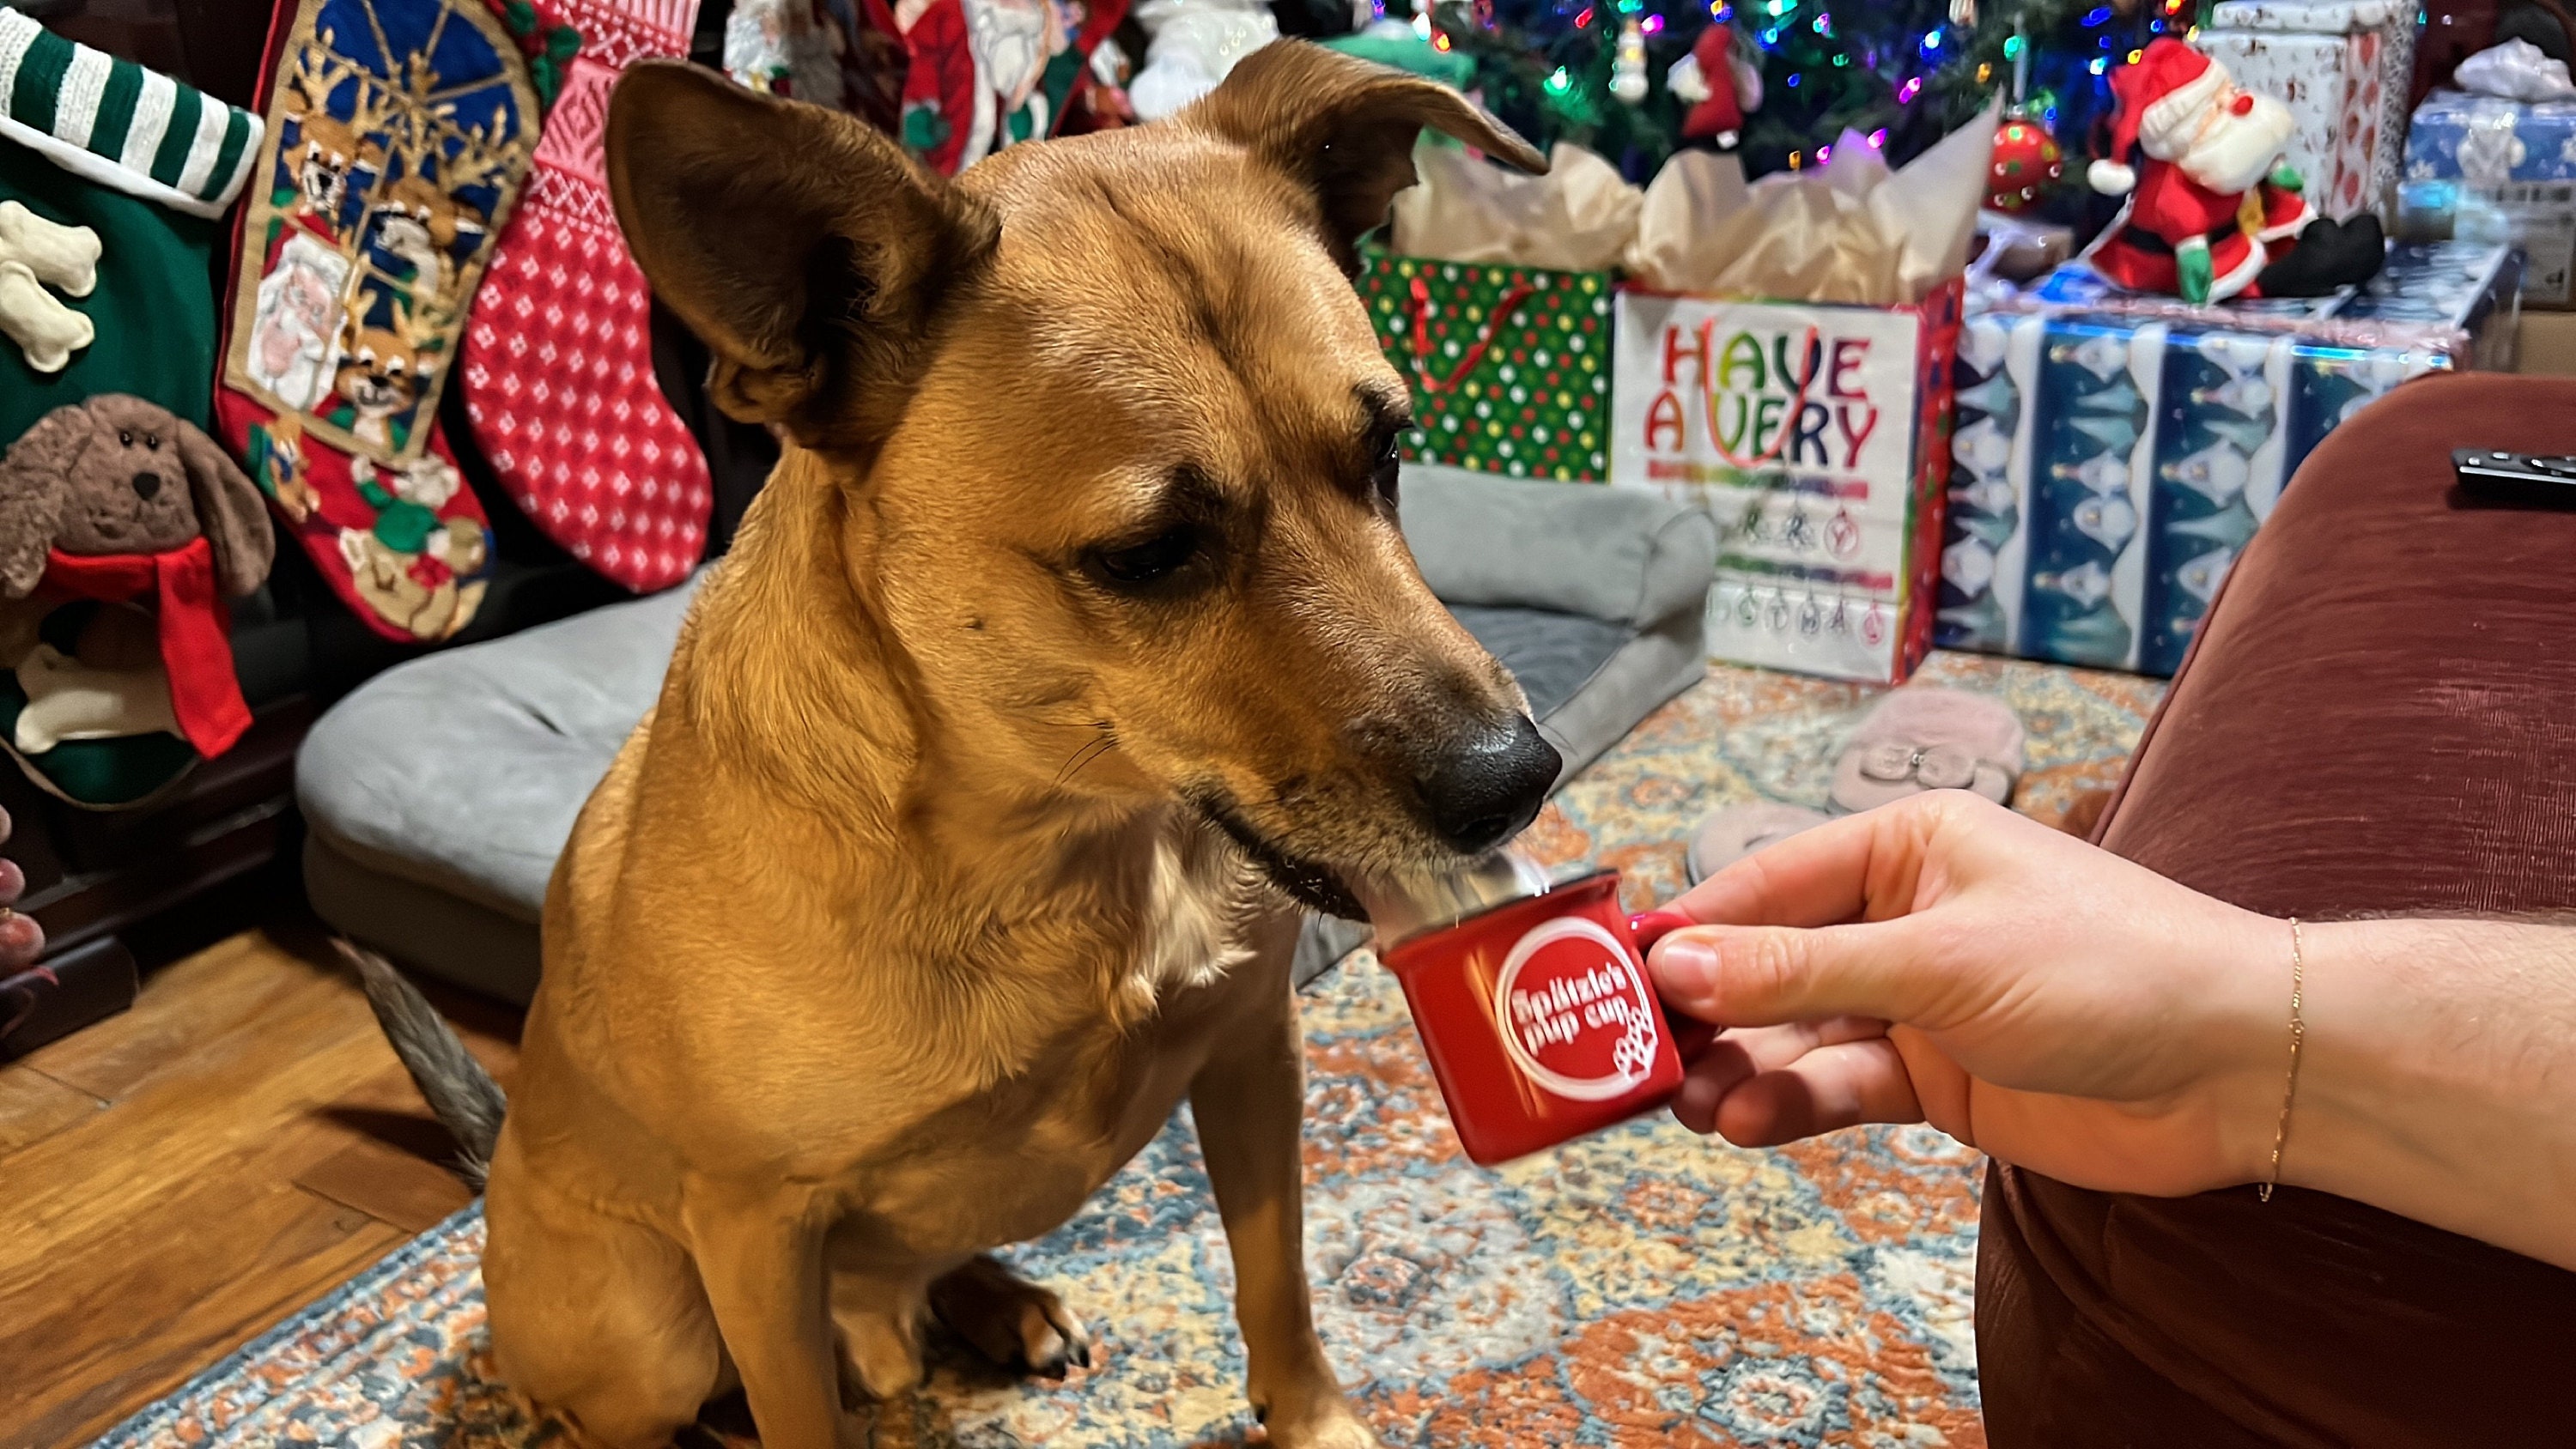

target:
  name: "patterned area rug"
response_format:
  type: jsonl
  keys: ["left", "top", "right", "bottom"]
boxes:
{"left": 97, "top": 654, "right": 2161, "bottom": 1449}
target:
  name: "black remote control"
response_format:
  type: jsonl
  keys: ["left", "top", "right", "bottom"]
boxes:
{"left": 2451, "top": 449, "right": 2576, "bottom": 508}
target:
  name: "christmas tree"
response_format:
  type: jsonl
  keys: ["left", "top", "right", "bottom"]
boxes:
{"left": 1419, "top": 0, "right": 2208, "bottom": 211}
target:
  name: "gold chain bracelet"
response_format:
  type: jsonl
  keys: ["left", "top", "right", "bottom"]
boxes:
{"left": 2258, "top": 917, "right": 2307, "bottom": 1203}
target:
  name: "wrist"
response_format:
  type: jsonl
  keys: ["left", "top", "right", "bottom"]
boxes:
{"left": 2274, "top": 920, "right": 2576, "bottom": 1264}
{"left": 2273, "top": 920, "right": 2482, "bottom": 1190}
{"left": 2206, "top": 912, "right": 2310, "bottom": 1187}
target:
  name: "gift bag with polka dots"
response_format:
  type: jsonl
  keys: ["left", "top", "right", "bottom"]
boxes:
{"left": 1356, "top": 249, "right": 1614, "bottom": 484}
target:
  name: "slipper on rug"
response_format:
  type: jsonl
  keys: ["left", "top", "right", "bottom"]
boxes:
{"left": 1685, "top": 801, "right": 1832, "bottom": 884}
{"left": 1829, "top": 688, "right": 2025, "bottom": 815}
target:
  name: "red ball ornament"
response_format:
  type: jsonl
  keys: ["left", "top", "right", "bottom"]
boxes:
{"left": 1986, "top": 116, "right": 2065, "bottom": 213}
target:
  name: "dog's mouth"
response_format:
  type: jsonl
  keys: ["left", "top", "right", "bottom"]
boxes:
{"left": 1191, "top": 794, "right": 1368, "bottom": 922}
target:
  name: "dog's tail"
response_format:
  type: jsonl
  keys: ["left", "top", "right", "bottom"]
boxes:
{"left": 339, "top": 940, "right": 507, "bottom": 1189}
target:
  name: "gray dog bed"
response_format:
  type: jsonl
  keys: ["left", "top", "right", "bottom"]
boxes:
{"left": 300, "top": 466, "right": 1717, "bottom": 1003}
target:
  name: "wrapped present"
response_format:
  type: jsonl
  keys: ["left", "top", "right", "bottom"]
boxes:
{"left": 2196, "top": 0, "right": 2416, "bottom": 222}
{"left": 1610, "top": 282, "right": 1965, "bottom": 683}
{"left": 2405, "top": 87, "right": 2576, "bottom": 303}
{"left": 1938, "top": 242, "right": 2520, "bottom": 676}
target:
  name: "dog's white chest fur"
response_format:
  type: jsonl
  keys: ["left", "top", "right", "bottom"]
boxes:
{"left": 1120, "top": 819, "right": 1267, "bottom": 1006}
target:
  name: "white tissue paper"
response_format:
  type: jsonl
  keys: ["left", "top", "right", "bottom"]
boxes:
{"left": 1388, "top": 139, "right": 1644, "bottom": 273}
{"left": 1625, "top": 104, "right": 1997, "bottom": 306}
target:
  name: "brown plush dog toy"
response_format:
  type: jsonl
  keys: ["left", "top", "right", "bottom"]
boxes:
{"left": 0, "top": 396, "right": 274, "bottom": 757}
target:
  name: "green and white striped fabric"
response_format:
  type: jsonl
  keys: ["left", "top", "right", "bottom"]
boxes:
{"left": 0, "top": 6, "right": 262, "bottom": 218}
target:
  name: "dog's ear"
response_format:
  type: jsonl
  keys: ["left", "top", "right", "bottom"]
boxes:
{"left": 172, "top": 414, "right": 276, "bottom": 597}
{"left": 605, "top": 62, "right": 999, "bottom": 455}
{"left": 0, "top": 403, "right": 82, "bottom": 597}
{"left": 1187, "top": 41, "right": 1545, "bottom": 272}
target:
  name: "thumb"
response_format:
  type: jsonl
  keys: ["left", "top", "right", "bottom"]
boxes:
{"left": 1648, "top": 919, "right": 1931, "bottom": 1028}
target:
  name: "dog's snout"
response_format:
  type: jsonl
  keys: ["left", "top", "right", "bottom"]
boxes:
{"left": 1419, "top": 715, "right": 1559, "bottom": 856}
{"left": 131, "top": 472, "right": 161, "bottom": 501}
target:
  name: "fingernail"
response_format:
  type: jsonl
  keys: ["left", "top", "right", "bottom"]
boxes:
{"left": 1653, "top": 937, "right": 1719, "bottom": 997}
{"left": 1627, "top": 908, "right": 1693, "bottom": 952}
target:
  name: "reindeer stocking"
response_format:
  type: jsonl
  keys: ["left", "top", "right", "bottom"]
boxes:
{"left": 212, "top": 0, "right": 540, "bottom": 642}
{"left": 459, "top": 0, "right": 713, "bottom": 594}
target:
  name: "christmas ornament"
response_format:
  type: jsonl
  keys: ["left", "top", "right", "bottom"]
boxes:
{"left": 1985, "top": 113, "right": 2063, "bottom": 212}
{"left": 1669, "top": 22, "right": 1761, "bottom": 146}
{"left": 1610, "top": 17, "right": 1648, "bottom": 105}
{"left": 216, "top": 0, "right": 533, "bottom": 642}
{"left": 460, "top": 0, "right": 716, "bottom": 595}
{"left": 2081, "top": 39, "right": 2382, "bottom": 305}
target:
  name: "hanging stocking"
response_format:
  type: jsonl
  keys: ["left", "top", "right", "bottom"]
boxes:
{"left": 215, "top": 0, "right": 540, "bottom": 642}
{"left": 0, "top": 6, "right": 261, "bottom": 446}
{"left": 1, "top": 9, "right": 269, "bottom": 804}
{"left": 459, "top": 0, "right": 713, "bottom": 594}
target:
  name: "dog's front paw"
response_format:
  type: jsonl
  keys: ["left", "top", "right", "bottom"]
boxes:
{"left": 1257, "top": 1394, "right": 1387, "bottom": 1449}
{"left": 928, "top": 1255, "right": 1093, "bottom": 1379}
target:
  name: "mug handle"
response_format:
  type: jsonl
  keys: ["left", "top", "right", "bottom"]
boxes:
{"left": 1627, "top": 908, "right": 1719, "bottom": 1058}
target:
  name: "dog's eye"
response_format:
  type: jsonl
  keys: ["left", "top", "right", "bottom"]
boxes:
{"left": 1091, "top": 525, "right": 1200, "bottom": 588}
{"left": 118, "top": 430, "right": 132, "bottom": 446}
{"left": 143, "top": 433, "right": 160, "bottom": 450}
{"left": 1370, "top": 427, "right": 1404, "bottom": 505}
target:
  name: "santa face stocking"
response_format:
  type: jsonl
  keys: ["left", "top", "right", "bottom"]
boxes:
{"left": 215, "top": 0, "right": 538, "bottom": 643}
{"left": 459, "top": 0, "right": 714, "bottom": 594}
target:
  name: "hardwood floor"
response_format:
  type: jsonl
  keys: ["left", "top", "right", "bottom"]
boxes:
{"left": 0, "top": 899, "right": 519, "bottom": 1448}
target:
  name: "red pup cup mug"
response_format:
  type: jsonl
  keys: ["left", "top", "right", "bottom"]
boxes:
{"left": 1367, "top": 856, "right": 1712, "bottom": 1167}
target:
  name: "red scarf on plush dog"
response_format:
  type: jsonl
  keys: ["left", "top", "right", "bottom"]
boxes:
{"left": 38, "top": 538, "right": 250, "bottom": 758}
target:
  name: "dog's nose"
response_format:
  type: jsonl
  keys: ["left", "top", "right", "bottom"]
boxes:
{"left": 131, "top": 473, "right": 161, "bottom": 501}
{"left": 1420, "top": 715, "right": 1560, "bottom": 855}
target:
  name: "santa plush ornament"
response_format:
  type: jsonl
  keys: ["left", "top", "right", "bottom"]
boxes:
{"left": 2083, "top": 39, "right": 2383, "bottom": 304}
{"left": 1668, "top": 23, "right": 1761, "bottom": 148}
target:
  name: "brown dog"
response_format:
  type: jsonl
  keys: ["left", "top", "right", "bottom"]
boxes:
{"left": 358, "top": 42, "right": 1558, "bottom": 1449}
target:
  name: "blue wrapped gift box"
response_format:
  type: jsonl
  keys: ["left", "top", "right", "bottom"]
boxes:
{"left": 1937, "top": 242, "right": 2520, "bottom": 676}
{"left": 2405, "top": 88, "right": 2576, "bottom": 304}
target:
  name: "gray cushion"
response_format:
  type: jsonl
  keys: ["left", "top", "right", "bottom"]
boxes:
{"left": 1400, "top": 464, "right": 1716, "bottom": 629}
{"left": 299, "top": 576, "right": 701, "bottom": 927}
{"left": 1449, "top": 605, "right": 1631, "bottom": 720}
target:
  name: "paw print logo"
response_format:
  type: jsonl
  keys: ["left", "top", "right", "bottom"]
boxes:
{"left": 1611, "top": 1011, "right": 1657, "bottom": 1080}
{"left": 0, "top": 201, "right": 101, "bottom": 374}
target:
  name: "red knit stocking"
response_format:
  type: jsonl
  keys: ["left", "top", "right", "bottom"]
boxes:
{"left": 459, "top": 0, "right": 710, "bottom": 593}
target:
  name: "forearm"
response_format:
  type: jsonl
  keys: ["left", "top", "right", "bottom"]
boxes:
{"left": 2279, "top": 919, "right": 2576, "bottom": 1270}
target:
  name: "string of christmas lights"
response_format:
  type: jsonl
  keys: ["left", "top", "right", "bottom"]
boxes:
{"left": 1410, "top": 0, "right": 2215, "bottom": 205}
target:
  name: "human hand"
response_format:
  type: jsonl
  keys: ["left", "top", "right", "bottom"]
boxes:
{"left": 1646, "top": 791, "right": 2287, "bottom": 1197}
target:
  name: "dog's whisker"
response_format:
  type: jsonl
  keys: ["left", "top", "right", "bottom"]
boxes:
{"left": 1054, "top": 729, "right": 1119, "bottom": 787}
